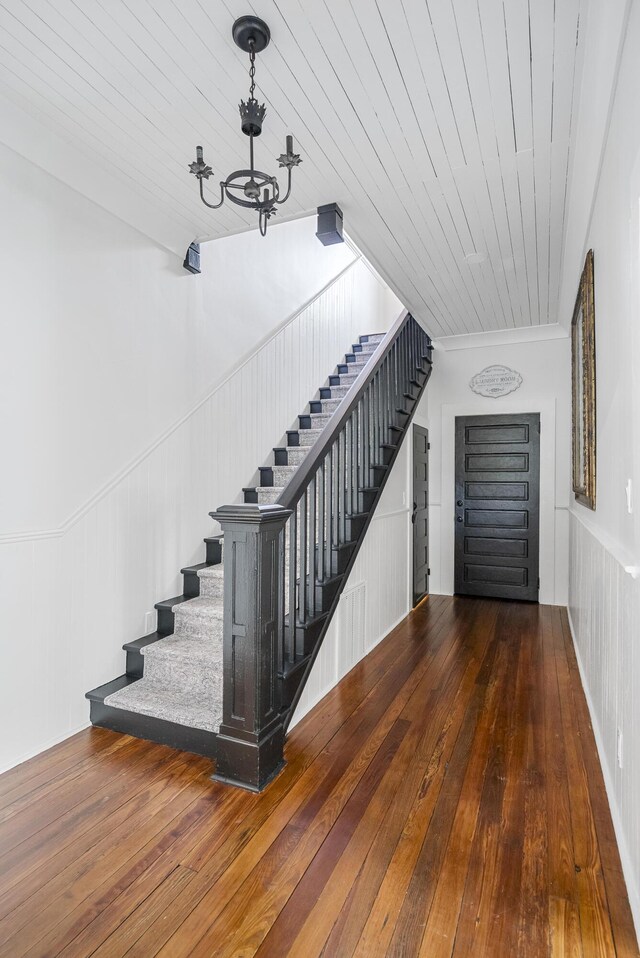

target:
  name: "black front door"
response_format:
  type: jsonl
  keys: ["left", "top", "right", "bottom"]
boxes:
{"left": 454, "top": 413, "right": 540, "bottom": 601}
{"left": 413, "top": 425, "right": 429, "bottom": 606}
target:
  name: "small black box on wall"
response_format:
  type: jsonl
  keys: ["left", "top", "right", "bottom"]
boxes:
{"left": 316, "top": 203, "right": 344, "bottom": 246}
{"left": 183, "top": 242, "right": 201, "bottom": 274}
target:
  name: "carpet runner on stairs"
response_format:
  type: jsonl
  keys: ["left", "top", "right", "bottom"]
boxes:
{"left": 96, "top": 333, "right": 385, "bottom": 739}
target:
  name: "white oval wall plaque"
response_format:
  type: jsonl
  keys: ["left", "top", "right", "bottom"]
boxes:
{"left": 469, "top": 365, "right": 523, "bottom": 398}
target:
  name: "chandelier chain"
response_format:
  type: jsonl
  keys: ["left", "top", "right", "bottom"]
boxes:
{"left": 249, "top": 40, "right": 256, "bottom": 100}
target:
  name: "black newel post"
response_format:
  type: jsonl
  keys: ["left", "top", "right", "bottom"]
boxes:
{"left": 208, "top": 503, "right": 291, "bottom": 791}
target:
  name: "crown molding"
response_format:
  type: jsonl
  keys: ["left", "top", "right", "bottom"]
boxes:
{"left": 433, "top": 323, "right": 569, "bottom": 352}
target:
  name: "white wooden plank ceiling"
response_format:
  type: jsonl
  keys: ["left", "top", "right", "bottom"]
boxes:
{"left": 0, "top": 0, "right": 583, "bottom": 337}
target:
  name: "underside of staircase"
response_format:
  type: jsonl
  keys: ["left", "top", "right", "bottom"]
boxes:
{"left": 86, "top": 333, "right": 391, "bottom": 758}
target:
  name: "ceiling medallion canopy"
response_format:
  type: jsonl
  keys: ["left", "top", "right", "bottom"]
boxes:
{"left": 189, "top": 16, "right": 302, "bottom": 236}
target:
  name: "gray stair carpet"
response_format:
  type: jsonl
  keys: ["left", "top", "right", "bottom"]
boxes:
{"left": 103, "top": 333, "right": 384, "bottom": 733}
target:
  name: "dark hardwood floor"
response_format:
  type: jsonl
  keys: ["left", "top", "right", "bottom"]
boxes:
{"left": 0, "top": 596, "right": 637, "bottom": 957}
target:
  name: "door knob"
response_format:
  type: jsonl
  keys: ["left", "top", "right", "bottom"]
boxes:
{"left": 456, "top": 516, "right": 463, "bottom": 522}
{"left": 456, "top": 499, "right": 463, "bottom": 507}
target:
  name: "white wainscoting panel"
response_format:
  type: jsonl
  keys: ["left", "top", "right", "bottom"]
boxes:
{"left": 0, "top": 258, "right": 401, "bottom": 773}
{"left": 568, "top": 510, "right": 640, "bottom": 935}
{"left": 291, "top": 439, "right": 412, "bottom": 728}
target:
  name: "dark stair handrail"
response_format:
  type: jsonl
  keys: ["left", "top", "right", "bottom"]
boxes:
{"left": 276, "top": 311, "right": 432, "bottom": 712}
{"left": 212, "top": 310, "right": 433, "bottom": 789}
{"left": 277, "top": 308, "right": 411, "bottom": 511}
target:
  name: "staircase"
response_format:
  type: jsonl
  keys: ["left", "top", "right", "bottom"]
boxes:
{"left": 87, "top": 312, "right": 433, "bottom": 788}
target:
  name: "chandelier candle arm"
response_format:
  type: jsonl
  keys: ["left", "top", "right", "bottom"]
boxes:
{"left": 188, "top": 16, "right": 301, "bottom": 236}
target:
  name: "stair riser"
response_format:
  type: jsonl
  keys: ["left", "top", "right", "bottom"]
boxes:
{"left": 260, "top": 465, "right": 297, "bottom": 487}
{"left": 320, "top": 385, "right": 350, "bottom": 399}
{"left": 296, "top": 429, "right": 323, "bottom": 447}
{"left": 359, "top": 489, "right": 378, "bottom": 512}
{"left": 157, "top": 605, "right": 177, "bottom": 635}
{"left": 345, "top": 514, "right": 368, "bottom": 539}
{"left": 352, "top": 343, "right": 379, "bottom": 355}
{"left": 316, "top": 543, "right": 356, "bottom": 576}
{"left": 371, "top": 465, "right": 388, "bottom": 486}
{"left": 274, "top": 447, "right": 308, "bottom": 466}
{"left": 198, "top": 575, "right": 225, "bottom": 599}
{"left": 329, "top": 373, "right": 358, "bottom": 387}
{"left": 309, "top": 398, "right": 342, "bottom": 414}
{"left": 256, "top": 488, "right": 281, "bottom": 505}
{"left": 337, "top": 363, "right": 367, "bottom": 376}
{"left": 204, "top": 538, "right": 223, "bottom": 565}
{"left": 298, "top": 576, "right": 343, "bottom": 613}
{"left": 288, "top": 616, "right": 327, "bottom": 658}
{"left": 126, "top": 649, "right": 145, "bottom": 679}
{"left": 279, "top": 667, "right": 305, "bottom": 710}
{"left": 299, "top": 414, "right": 331, "bottom": 430}
{"left": 89, "top": 700, "right": 218, "bottom": 759}
{"left": 182, "top": 570, "right": 201, "bottom": 599}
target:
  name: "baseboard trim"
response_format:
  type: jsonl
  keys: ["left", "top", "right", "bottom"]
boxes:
{"left": 566, "top": 607, "right": 640, "bottom": 943}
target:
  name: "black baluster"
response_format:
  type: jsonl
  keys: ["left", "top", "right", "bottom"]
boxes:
{"left": 290, "top": 506, "right": 297, "bottom": 633}
{"left": 327, "top": 445, "right": 333, "bottom": 576}
{"left": 339, "top": 428, "right": 346, "bottom": 543}
{"left": 309, "top": 475, "right": 316, "bottom": 618}
{"left": 300, "top": 491, "right": 307, "bottom": 624}
{"left": 318, "top": 461, "right": 325, "bottom": 583}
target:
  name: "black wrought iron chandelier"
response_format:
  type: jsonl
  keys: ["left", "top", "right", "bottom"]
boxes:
{"left": 189, "top": 16, "right": 301, "bottom": 237}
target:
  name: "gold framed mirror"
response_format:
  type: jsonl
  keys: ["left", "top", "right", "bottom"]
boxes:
{"left": 571, "top": 249, "right": 596, "bottom": 510}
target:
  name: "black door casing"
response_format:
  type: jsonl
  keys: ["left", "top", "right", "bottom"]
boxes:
{"left": 454, "top": 413, "right": 540, "bottom": 601}
{"left": 413, "top": 425, "right": 429, "bottom": 606}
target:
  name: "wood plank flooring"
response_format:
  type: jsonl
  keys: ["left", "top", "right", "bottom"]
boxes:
{"left": 0, "top": 596, "right": 637, "bottom": 957}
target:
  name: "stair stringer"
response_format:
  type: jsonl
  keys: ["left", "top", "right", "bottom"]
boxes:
{"left": 282, "top": 361, "right": 432, "bottom": 732}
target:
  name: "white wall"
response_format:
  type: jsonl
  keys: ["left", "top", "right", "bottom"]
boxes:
{"left": 0, "top": 141, "right": 401, "bottom": 772}
{"left": 0, "top": 141, "right": 357, "bottom": 536}
{"left": 567, "top": 0, "right": 640, "bottom": 934}
{"left": 415, "top": 331, "right": 571, "bottom": 605}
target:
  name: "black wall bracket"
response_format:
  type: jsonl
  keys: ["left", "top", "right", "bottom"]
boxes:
{"left": 316, "top": 203, "right": 344, "bottom": 246}
{"left": 183, "top": 242, "right": 201, "bottom": 274}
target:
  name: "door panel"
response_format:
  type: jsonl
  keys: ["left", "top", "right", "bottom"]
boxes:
{"left": 413, "top": 425, "right": 429, "bottom": 606}
{"left": 455, "top": 413, "right": 540, "bottom": 601}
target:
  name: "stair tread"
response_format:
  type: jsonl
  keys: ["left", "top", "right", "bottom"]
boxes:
{"left": 197, "top": 565, "right": 224, "bottom": 580}
{"left": 155, "top": 594, "right": 189, "bottom": 611}
{"left": 181, "top": 561, "right": 212, "bottom": 574}
{"left": 103, "top": 679, "right": 222, "bottom": 733}
{"left": 142, "top": 633, "right": 223, "bottom": 661}
{"left": 175, "top": 595, "right": 224, "bottom": 619}
{"left": 123, "top": 631, "right": 166, "bottom": 653}
{"left": 86, "top": 673, "right": 138, "bottom": 702}
{"left": 285, "top": 610, "right": 330, "bottom": 627}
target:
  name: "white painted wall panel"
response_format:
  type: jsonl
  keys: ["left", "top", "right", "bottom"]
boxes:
{"left": 0, "top": 159, "right": 401, "bottom": 771}
{"left": 565, "top": 0, "right": 640, "bottom": 938}
{"left": 0, "top": 139, "right": 357, "bottom": 536}
{"left": 568, "top": 514, "right": 640, "bottom": 934}
{"left": 415, "top": 332, "right": 571, "bottom": 605}
{"left": 291, "top": 439, "right": 411, "bottom": 728}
